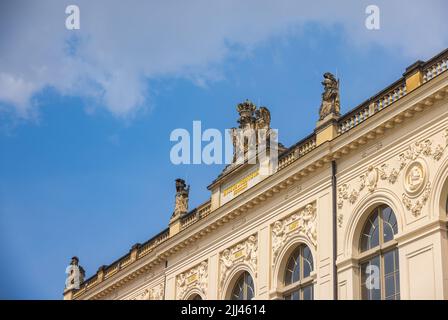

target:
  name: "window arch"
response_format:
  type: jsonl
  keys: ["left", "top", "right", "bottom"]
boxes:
{"left": 282, "top": 244, "right": 314, "bottom": 300}
{"left": 230, "top": 271, "right": 254, "bottom": 300}
{"left": 187, "top": 294, "right": 202, "bottom": 300}
{"left": 359, "top": 205, "right": 400, "bottom": 300}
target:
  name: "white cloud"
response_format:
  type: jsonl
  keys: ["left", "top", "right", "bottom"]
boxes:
{"left": 0, "top": 0, "right": 447, "bottom": 119}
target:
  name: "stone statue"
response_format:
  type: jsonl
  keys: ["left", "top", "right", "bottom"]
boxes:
{"left": 65, "top": 256, "right": 85, "bottom": 291}
{"left": 171, "top": 178, "right": 189, "bottom": 221}
{"left": 319, "top": 72, "right": 340, "bottom": 121}
{"left": 237, "top": 99, "right": 257, "bottom": 129}
{"left": 255, "top": 106, "right": 271, "bottom": 130}
{"left": 229, "top": 100, "right": 273, "bottom": 164}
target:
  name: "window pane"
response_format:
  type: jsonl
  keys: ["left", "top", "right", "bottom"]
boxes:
{"left": 382, "top": 207, "right": 397, "bottom": 243}
{"left": 231, "top": 272, "right": 255, "bottom": 300}
{"left": 303, "top": 246, "right": 313, "bottom": 278}
{"left": 361, "top": 256, "right": 381, "bottom": 300}
{"left": 361, "top": 212, "right": 379, "bottom": 252}
{"left": 284, "top": 248, "right": 300, "bottom": 285}
{"left": 302, "top": 285, "right": 313, "bottom": 300}
{"left": 384, "top": 249, "right": 400, "bottom": 300}
{"left": 284, "top": 290, "right": 300, "bottom": 300}
{"left": 245, "top": 273, "right": 255, "bottom": 300}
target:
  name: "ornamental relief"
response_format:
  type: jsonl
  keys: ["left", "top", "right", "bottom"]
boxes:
{"left": 271, "top": 202, "right": 317, "bottom": 265}
{"left": 337, "top": 128, "right": 448, "bottom": 223}
{"left": 176, "top": 261, "right": 208, "bottom": 300}
{"left": 219, "top": 235, "right": 258, "bottom": 290}
{"left": 132, "top": 282, "right": 164, "bottom": 300}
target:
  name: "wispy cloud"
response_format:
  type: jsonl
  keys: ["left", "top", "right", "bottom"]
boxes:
{"left": 0, "top": 0, "right": 447, "bottom": 119}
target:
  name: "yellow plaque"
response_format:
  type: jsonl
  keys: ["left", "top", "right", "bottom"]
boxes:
{"left": 187, "top": 273, "right": 198, "bottom": 284}
{"left": 233, "top": 249, "right": 244, "bottom": 259}
{"left": 288, "top": 220, "right": 299, "bottom": 232}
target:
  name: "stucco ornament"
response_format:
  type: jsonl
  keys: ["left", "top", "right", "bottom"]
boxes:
{"left": 271, "top": 202, "right": 317, "bottom": 265}
{"left": 337, "top": 129, "right": 448, "bottom": 213}
{"left": 176, "top": 261, "right": 208, "bottom": 300}
{"left": 404, "top": 161, "right": 427, "bottom": 195}
{"left": 337, "top": 184, "right": 359, "bottom": 209}
{"left": 150, "top": 283, "right": 165, "bottom": 300}
{"left": 219, "top": 235, "right": 258, "bottom": 290}
{"left": 360, "top": 166, "right": 379, "bottom": 193}
{"left": 133, "top": 288, "right": 150, "bottom": 300}
{"left": 132, "top": 283, "right": 164, "bottom": 300}
{"left": 402, "top": 182, "right": 431, "bottom": 217}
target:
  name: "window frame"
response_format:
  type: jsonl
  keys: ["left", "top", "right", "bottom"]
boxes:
{"left": 358, "top": 205, "right": 400, "bottom": 300}
{"left": 230, "top": 271, "right": 255, "bottom": 300}
{"left": 279, "top": 245, "right": 314, "bottom": 300}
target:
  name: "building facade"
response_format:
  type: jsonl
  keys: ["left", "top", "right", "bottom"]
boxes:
{"left": 64, "top": 49, "right": 448, "bottom": 300}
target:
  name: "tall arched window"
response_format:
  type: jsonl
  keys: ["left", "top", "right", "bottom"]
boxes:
{"left": 230, "top": 271, "right": 254, "bottom": 300}
{"left": 187, "top": 294, "right": 202, "bottom": 300}
{"left": 359, "top": 205, "right": 400, "bottom": 300}
{"left": 282, "top": 244, "right": 314, "bottom": 300}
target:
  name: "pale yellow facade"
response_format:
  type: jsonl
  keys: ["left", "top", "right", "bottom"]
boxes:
{"left": 65, "top": 49, "right": 448, "bottom": 300}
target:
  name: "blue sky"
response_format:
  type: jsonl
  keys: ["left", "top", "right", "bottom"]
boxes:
{"left": 1, "top": 1, "right": 448, "bottom": 299}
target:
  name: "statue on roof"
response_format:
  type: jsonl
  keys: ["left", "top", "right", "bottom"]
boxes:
{"left": 171, "top": 178, "right": 189, "bottom": 222}
{"left": 65, "top": 256, "right": 85, "bottom": 291}
{"left": 230, "top": 100, "right": 274, "bottom": 163}
{"left": 237, "top": 99, "right": 257, "bottom": 129}
{"left": 319, "top": 72, "right": 340, "bottom": 121}
{"left": 255, "top": 106, "right": 271, "bottom": 130}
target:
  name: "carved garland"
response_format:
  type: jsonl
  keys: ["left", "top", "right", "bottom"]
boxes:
{"left": 271, "top": 202, "right": 317, "bottom": 265}
{"left": 132, "top": 282, "right": 165, "bottom": 300}
{"left": 176, "top": 261, "right": 208, "bottom": 300}
{"left": 219, "top": 235, "right": 258, "bottom": 291}
{"left": 337, "top": 128, "right": 448, "bottom": 223}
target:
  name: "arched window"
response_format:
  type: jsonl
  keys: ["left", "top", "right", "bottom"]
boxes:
{"left": 188, "top": 294, "right": 202, "bottom": 300}
{"left": 282, "top": 244, "right": 314, "bottom": 300}
{"left": 359, "top": 205, "right": 400, "bottom": 300}
{"left": 230, "top": 271, "right": 254, "bottom": 300}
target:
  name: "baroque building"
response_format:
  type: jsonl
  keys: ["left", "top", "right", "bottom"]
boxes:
{"left": 65, "top": 48, "right": 448, "bottom": 300}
